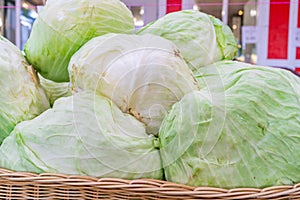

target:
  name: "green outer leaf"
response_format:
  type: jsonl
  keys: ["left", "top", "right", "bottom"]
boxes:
{"left": 208, "top": 15, "right": 238, "bottom": 60}
{"left": 0, "top": 36, "right": 50, "bottom": 144}
{"left": 159, "top": 61, "right": 300, "bottom": 188}
{"left": 38, "top": 74, "right": 71, "bottom": 106}
{"left": 24, "top": 0, "right": 135, "bottom": 82}
{"left": 0, "top": 92, "right": 163, "bottom": 180}
{"left": 137, "top": 10, "right": 238, "bottom": 71}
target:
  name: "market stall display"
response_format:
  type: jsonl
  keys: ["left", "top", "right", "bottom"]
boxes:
{"left": 0, "top": 0, "right": 300, "bottom": 199}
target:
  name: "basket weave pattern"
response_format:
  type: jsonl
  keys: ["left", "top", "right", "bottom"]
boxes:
{"left": 1, "top": 168, "right": 300, "bottom": 199}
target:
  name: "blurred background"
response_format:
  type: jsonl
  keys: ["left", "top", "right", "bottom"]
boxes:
{"left": 0, "top": 0, "right": 299, "bottom": 75}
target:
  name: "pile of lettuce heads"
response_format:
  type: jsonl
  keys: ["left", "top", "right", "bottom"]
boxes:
{"left": 0, "top": 0, "right": 299, "bottom": 189}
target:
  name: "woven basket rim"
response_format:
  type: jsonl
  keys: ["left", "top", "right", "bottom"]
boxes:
{"left": 1, "top": 168, "right": 300, "bottom": 199}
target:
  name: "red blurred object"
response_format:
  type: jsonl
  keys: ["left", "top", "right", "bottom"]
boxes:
{"left": 267, "top": 0, "right": 290, "bottom": 59}
{"left": 295, "top": 68, "right": 300, "bottom": 76}
{"left": 166, "top": 0, "right": 182, "bottom": 14}
{"left": 297, "top": 0, "right": 300, "bottom": 59}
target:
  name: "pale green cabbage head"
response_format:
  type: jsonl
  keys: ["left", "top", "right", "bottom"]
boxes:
{"left": 38, "top": 74, "right": 71, "bottom": 106}
{"left": 159, "top": 61, "right": 300, "bottom": 188}
{"left": 69, "top": 33, "right": 199, "bottom": 136}
{"left": 24, "top": 0, "right": 135, "bottom": 82}
{"left": 0, "top": 91, "right": 163, "bottom": 179}
{"left": 0, "top": 36, "right": 50, "bottom": 144}
{"left": 137, "top": 10, "right": 238, "bottom": 72}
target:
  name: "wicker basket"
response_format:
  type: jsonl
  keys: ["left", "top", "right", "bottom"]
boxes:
{"left": 1, "top": 168, "right": 300, "bottom": 199}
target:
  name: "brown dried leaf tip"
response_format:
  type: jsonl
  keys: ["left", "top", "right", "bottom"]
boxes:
{"left": 128, "top": 107, "right": 143, "bottom": 121}
{"left": 174, "top": 49, "right": 181, "bottom": 58}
